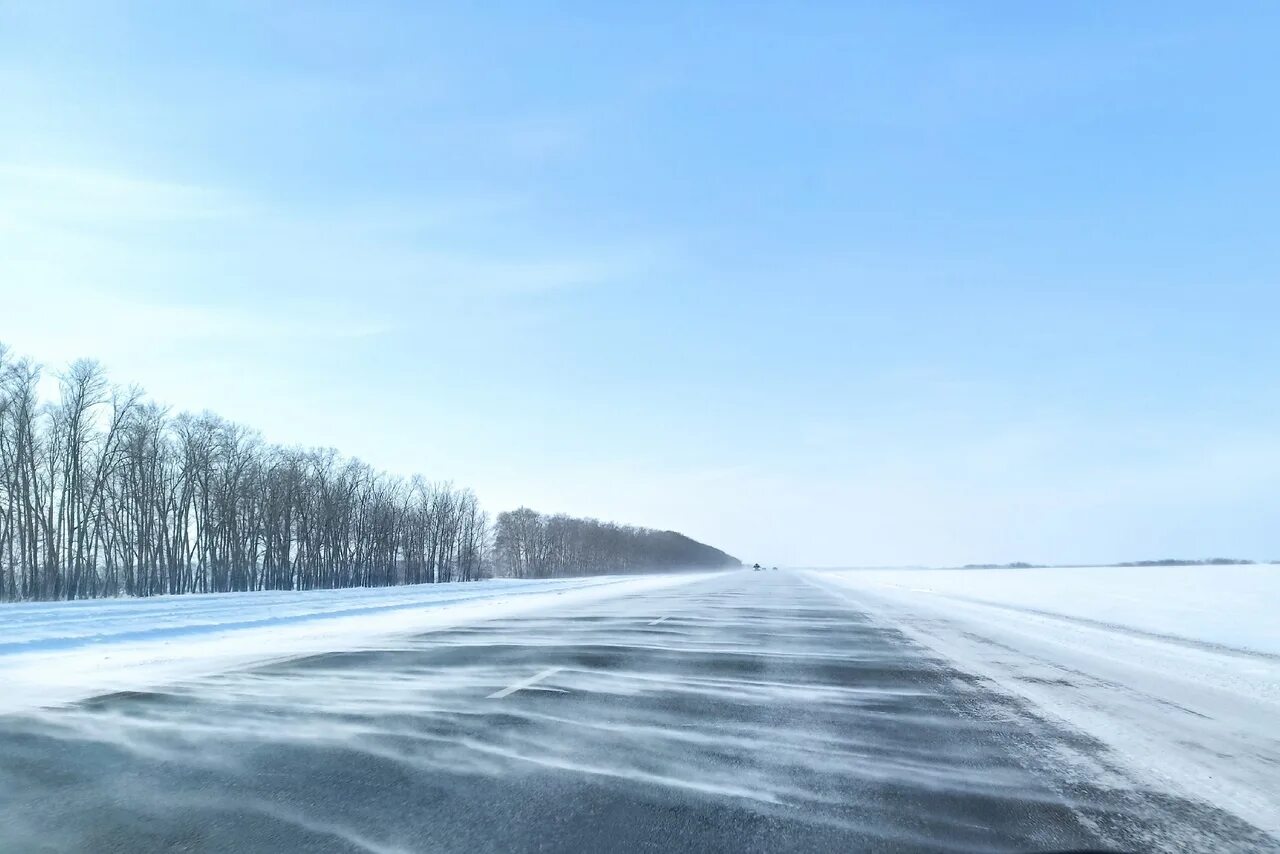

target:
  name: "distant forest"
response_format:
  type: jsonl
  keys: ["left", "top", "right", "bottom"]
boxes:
{"left": 1115, "top": 558, "right": 1258, "bottom": 567}
{"left": 962, "top": 558, "right": 1262, "bottom": 570}
{"left": 492, "top": 507, "right": 740, "bottom": 579}
{"left": 0, "top": 345, "right": 738, "bottom": 602}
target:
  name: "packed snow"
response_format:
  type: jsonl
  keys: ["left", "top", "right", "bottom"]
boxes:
{"left": 804, "top": 565, "right": 1280, "bottom": 839}
{"left": 0, "top": 573, "right": 717, "bottom": 715}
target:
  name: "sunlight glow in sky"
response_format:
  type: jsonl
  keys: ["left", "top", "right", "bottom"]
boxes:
{"left": 2, "top": 2, "right": 1278, "bottom": 565}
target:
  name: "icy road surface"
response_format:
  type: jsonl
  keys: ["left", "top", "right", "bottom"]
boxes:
{"left": 0, "top": 574, "right": 706, "bottom": 714}
{"left": 1, "top": 571, "right": 1277, "bottom": 852}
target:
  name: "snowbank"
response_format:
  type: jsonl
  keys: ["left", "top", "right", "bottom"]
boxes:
{"left": 0, "top": 573, "right": 715, "bottom": 715}
{"left": 804, "top": 565, "right": 1280, "bottom": 838}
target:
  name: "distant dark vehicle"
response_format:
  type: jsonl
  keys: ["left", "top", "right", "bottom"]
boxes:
{"left": 771, "top": 566, "right": 778, "bottom": 570}
{"left": 753, "top": 563, "right": 761, "bottom": 571}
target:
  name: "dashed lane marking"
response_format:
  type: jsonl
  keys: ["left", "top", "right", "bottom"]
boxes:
{"left": 487, "top": 667, "right": 565, "bottom": 699}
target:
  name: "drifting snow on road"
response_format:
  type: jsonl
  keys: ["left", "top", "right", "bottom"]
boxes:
{"left": 0, "top": 573, "right": 716, "bottom": 715}
{"left": 805, "top": 565, "right": 1280, "bottom": 841}
{"left": 0, "top": 569, "right": 1276, "bottom": 852}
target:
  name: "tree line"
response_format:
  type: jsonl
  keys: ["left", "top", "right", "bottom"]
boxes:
{"left": 492, "top": 507, "right": 740, "bottom": 578}
{"left": 0, "top": 346, "right": 737, "bottom": 602}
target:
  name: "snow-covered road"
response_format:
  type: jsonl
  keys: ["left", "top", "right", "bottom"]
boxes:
{"left": 804, "top": 565, "right": 1280, "bottom": 840}
{"left": 7, "top": 570, "right": 1271, "bottom": 853}
{"left": 0, "top": 573, "right": 718, "bottom": 714}
{"left": 1, "top": 568, "right": 1276, "bottom": 851}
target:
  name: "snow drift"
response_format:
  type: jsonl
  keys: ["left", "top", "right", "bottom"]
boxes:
{"left": 0, "top": 573, "right": 716, "bottom": 715}
{"left": 804, "top": 564, "right": 1280, "bottom": 838}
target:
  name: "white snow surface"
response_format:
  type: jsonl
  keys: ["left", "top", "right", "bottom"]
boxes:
{"left": 804, "top": 565, "right": 1280, "bottom": 838}
{"left": 0, "top": 573, "right": 716, "bottom": 715}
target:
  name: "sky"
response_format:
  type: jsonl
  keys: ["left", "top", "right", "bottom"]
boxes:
{"left": 2, "top": 2, "right": 1278, "bottom": 567}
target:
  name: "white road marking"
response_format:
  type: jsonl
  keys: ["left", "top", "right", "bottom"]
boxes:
{"left": 487, "top": 667, "right": 564, "bottom": 699}
{"left": 648, "top": 616, "right": 669, "bottom": 625}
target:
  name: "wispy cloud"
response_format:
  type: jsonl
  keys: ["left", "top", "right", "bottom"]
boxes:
{"left": 2, "top": 288, "right": 389, "bottom": 364}
{"left": 1, "top": 156, "right": 655, "bottom": 297}
{"left": 0, "top": 162, "right": 243, "bottom": 223}
{"left": 0, "top": 156, "right": 662, "bottom": 378}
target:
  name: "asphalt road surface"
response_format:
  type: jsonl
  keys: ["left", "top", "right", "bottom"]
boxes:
{"left": 0, "top": 571, "right": 1270, "bottom": 853}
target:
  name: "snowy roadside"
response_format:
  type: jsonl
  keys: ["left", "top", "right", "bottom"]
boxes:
{"left": 802, "top": 566, "right": 1280, "bottom": 840}
{"left": 0, "top": 573, "right": 719, "bottom": 715}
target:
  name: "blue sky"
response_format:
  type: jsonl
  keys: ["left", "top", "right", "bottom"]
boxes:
{"left": 2, "top": 2, "right": 1278, "bottom": 566}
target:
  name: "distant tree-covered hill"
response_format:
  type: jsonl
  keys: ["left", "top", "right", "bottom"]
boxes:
{"left": 956, "top": 558, "right": 1258, "bottom": 571}
{"left": 492, "top": 507, "right": 739, "bottom": 578}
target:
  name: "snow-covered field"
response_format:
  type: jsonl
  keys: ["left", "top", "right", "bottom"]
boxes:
{"left": 804, "top": 564, "right": 1280, "bottom": 839}
{"left": 814, "top": 564, "right": 1279, "bottom": 655}
{"left": 0, "top": 573, "right": 715, "bottom": 715}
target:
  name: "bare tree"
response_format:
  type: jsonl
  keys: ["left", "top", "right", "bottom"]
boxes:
{"left": 0, "top": 345, "right": 736, "bottom": 602}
